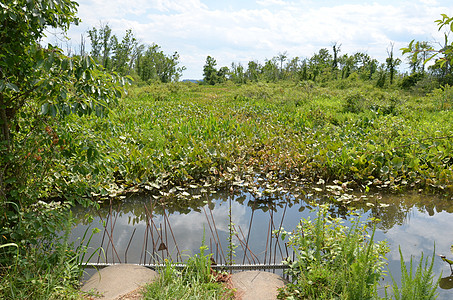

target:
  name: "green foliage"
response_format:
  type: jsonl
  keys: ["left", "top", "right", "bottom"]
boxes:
{"left": 386, "top": 248, "right": 439, "bottom": 300}
{"left": 278, "top": 204, "right": 389, "bottom": 299}
{"left": 1, "top": 0, "right": 128, "bottom": 207}
{"left": 402, "top": 14, "right": 453, "bottom": 86}
{"left": 203, "top": 56, "right": 219, "bottom": 85}
{"left": 26, "top": 81, "right": 452, "bottom": 203}
{"left": 136, "top": 44, "right": 185, "bottom": 83}
{"left": 400, "top": 73, "right": 425, "bottom": 90}
{"left": 0, "top": 0, "right": 128, "bottom": 297}
{"left": 142, "top": 243, "right": 232, "bottom": 299}
{"left": 0, "top": 206, "right": 84, "bottom": 299}
{"left": 428, "top": 84, "right": 453, "bottom": 110}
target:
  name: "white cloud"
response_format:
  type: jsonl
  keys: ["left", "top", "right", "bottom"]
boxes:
{"left": 256, "top": 0, "right": 287, "bottom": 6}
{"left": 62, "top": 0, "right": 453, "bottom": 78}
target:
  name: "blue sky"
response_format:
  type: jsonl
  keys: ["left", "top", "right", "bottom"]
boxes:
{"left": 52, "top": 0, "right": 453, "bottom": 79}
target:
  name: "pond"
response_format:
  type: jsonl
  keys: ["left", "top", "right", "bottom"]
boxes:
{"left": 71, "top": 185, "right": 453, "bottom": 299}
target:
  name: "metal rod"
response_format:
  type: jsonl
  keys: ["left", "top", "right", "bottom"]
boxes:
{"left": 161, "top": 204, "right": 181, "bottom": 261}
{"left": 274, "top": 202, "right": 287, "bottom": 265}
{"left": 232, "top": 224, "right": 251, "bottom": 264}
{"left": 243, "top": 204, "right": 255, "bottom": 264}
{"left": 82, "top": 262, "right": 290, "bottom": 270}
{"left": 264, "top": 214, "right": 271, "bottom": 264}
{"left": 237, "top": 225, "right": 259, "bottom": 264}
{"left": 209, "top": 203, "right": 226, "bottom": 264}
{"left": 203, "top": 205, "right": 220, "bottom": 263}
{"left": 97, "top": 210, "right": 121, "bottom": 263}
{"left": 124, "top": 228, "right": 136, "bottom": 263}
{"left": 97, "top": 210, "right": 109, "bottom": 264}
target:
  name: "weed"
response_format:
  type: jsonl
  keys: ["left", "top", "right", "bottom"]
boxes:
{"left": 386, "top": 247, "right": 439, "bottom": 300}
{"left": 279, "top": 204, "right": 389, "bottom": 299}
{"left": 142, "top": 242, "right": 233, "bottom": 299}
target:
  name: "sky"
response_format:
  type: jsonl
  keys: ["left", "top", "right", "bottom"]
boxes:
{"left": 49, "top": 0, "right": 453, "bottom": 79}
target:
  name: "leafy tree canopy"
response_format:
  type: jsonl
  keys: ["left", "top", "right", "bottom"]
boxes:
{"left": 0, "top": 0, "right": 128, "bottom": 204}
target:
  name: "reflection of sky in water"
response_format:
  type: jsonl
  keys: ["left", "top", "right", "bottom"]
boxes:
{"left": 374, "top": 208, "right": 453, "bottom": 300}
{"left": 71, "top": 194, "right": 311, "bottom": 265}
{"left": 71, "top": 191, "right": 453, "bottom": 298}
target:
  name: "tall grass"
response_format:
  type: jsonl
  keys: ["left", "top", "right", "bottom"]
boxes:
{"left": 279, "top": 205, "right": 441, "bottom": 300}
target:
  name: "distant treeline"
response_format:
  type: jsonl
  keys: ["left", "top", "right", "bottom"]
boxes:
{"left": 202, "top": 42, "right": 453, "bottom": 91}
{"left": 77, "top": 23, "right": 453, "bottom": 91}
{"left": 74, "top": 24, "right": 185, "bottom": 83}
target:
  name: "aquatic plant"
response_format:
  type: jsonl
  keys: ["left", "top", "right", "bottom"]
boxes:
{"left": 386, "top": 247, "right": 439, "bottom": 300}
{"left": 278, "top": 204, "right": 389, "bottom": 299}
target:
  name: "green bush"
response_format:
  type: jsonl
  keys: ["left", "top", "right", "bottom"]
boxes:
{"left": 0, "top": 205, "right": 86, "bottom": 299}
{"left": 279, "top": 204, "right": 389, "bottom": 299}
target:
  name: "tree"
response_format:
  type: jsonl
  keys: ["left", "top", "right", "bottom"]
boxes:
{"left": 111, "top": 29, "right": 139, "bottom": 75}
{"left": 402, "top": 14, "right": 453, "bottom": 84}
{"left": 87, "top": 23, "right": 115, "bottom": 69}
{"left": 285, "top": 57, "right": 302, "bottom": 81}
{"left": 308, "top": 48, "right": 333, "bottom": 81}
{"left": 203, "top": 56, "right": 218, "bottom": 85}
{"left": 386, "top": 43, "right": 401, "bottom": 85}
{"left": 0, "top": 0, "right": 127, "bottom": 206}
{"left": 332, "top": 42, "right": 341, "bottom": 78}
{"left": 246, "top": 61, "right": 261, "bottom": 82}
{"left": 262, "top": 58, "right": 279, "bottom": 82}
{"left": 217, "top": 66, "right": 229, "bottom": 83}
{"left": 277, "top": 52, "right": 288, "bottom": 79}
{"left": 230, "top": 63, "right": 245, "bottom": 84}
{"left": 136, "top": 44, "right": 184, "bottom": 82}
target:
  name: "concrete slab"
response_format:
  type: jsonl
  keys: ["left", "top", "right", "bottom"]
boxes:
{"left": 81, "top": 264, "right": 158, "bottom": 299}
{"left": 231, "top": 271, "right": 287, "bottom": 300}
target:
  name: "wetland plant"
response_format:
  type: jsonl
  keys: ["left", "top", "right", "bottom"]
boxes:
{"left": 278, "top": 204, "right": 389, "bottom": 299}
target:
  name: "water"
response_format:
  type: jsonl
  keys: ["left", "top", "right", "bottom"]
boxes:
{"left": 71, "top": 188, "right": 453, "bottom": 298}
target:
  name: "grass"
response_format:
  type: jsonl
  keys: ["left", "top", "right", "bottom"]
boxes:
{"left": 0, "top": 211, "right": 83, "bottom": 300}
{"left": 386, "top": 247, "right": 439, "bottom": 300}
{"left": 142, "top": 243, "right": 234, "bottom": 299}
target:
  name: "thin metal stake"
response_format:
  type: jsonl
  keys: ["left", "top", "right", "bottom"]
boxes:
{"left": 125, "top": 228, "right": 136, "bottom": 263}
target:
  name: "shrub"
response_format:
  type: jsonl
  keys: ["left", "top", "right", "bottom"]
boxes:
{"left": 343, "top": 91, "right": 368, "bottom": 113}
{"left": 279, "top": 204, "right": 389, "bottom": 299}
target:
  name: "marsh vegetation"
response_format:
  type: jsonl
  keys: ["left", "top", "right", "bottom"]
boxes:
{"left": 1, "top": 0, "right": 453, "bottom": 298}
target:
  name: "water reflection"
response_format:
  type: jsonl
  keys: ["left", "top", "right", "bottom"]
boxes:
{"left": 71, "top": 189, "right": 453, "bottom": 298}
{"left": 440, "top": 276, "right": 453, "bottom": 290}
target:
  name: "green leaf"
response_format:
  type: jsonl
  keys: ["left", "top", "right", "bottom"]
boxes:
{"left": 41, "top": 103, "right": 49, "bottom": 115}
{"left": 87, "top": 147, "right": 94, "bottom": 162}
{"left": 391, "top": 157, "right": 403, "bottom": 170}
{"left": 6, "top": 82, "right": 19, "bottom": 92}
{"left": 60, "top": 90, "right": 67, "bottom": 100}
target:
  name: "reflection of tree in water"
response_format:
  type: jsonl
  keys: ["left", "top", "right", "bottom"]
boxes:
{"left": 346, "top": 192, "right": 453, "bottom": 232}
{"left": 72, "top": 188, "right": 452, "bottom": 233}
{"left": 72, "top": 192, "right": 211, "bottom": 226}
